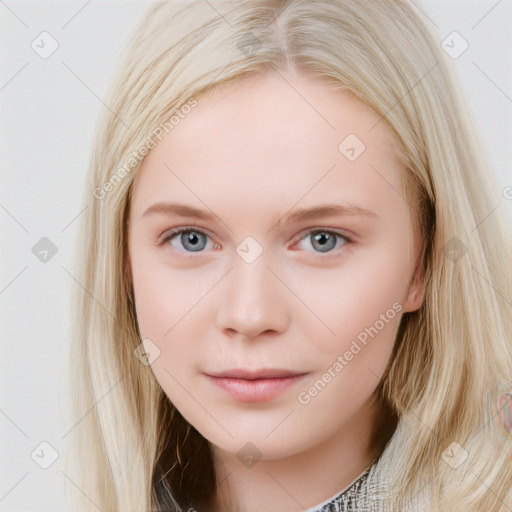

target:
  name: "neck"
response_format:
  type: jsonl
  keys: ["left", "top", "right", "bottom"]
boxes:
{"left": 211, "top": 397, "right": 389, "bottom": 512}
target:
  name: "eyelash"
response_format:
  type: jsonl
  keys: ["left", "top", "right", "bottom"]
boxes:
{"left": 158, "top": 225, "right": 352, "bottom": 259}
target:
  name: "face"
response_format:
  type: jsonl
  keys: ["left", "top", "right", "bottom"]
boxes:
{"left": 127, "top": 69, "right": 424, "bottom": 462}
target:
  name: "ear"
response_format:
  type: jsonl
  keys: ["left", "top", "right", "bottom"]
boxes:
{"left": 402, "top": 261, "right": 425, "bottom": 313}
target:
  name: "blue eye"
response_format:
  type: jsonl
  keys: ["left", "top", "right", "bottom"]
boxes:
{"left": 297, "top": 230, "right": 348, "bottom": 254}
{"left": 161, "top": 228, "right": 214, "bottom": 253}
{"left": 160, "top": 227, "right": 350, "bottom": 256}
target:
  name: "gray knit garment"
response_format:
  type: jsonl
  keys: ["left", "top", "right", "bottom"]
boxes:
{"left": 306, "top": 464, "right": 375, "bottom": 512}
{"left": 305, "top": 461, "right": 430, "bottom": 512}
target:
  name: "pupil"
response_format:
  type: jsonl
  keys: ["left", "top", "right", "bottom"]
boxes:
{"left": 313, "top": 232, "right": 335, "bottom": 252}
{"left": 183, "top": 231, "right": 204, "bottom": 251}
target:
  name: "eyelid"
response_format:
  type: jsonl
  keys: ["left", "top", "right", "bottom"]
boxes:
{"left": 289, "top": 227, "right": 352, "bottom": 259}
{"left": 292, "top": 226, "right": 353, "bottom": 243}
{"left": 157, "top": 225, "right": 220, "bottom": 252}
{"left": 158, "top": 225, "right": 215, "bottom": 243}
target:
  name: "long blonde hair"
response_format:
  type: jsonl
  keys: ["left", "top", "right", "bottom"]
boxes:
{"left": 58, "top": 0, "right": 512, "bottom": 510}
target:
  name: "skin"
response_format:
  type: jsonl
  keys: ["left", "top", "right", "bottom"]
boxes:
{"left": 127, "top": 68, "right": 424, "bottom": 512}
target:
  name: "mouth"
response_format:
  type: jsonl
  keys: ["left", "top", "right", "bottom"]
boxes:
{"left": 204, "top": 368, "right": 309, "bottom": 403}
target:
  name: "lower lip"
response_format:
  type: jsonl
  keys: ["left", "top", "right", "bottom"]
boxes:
{"left": 206, "top": 374, "right": 307, "bottom": 403}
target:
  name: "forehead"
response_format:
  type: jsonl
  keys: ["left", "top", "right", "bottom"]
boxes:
{"left": 131, "top": 70, "right": 405, "bottom": 219}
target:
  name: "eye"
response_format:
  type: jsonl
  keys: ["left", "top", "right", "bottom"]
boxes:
{"left": 294, "top": 229, "right": 350, "bottom": 256}
{"left": 160, "top": 227, "right": 215, "bottom": 253}
{"left": 159, "top": 226, "right": 350, "bottom": 257}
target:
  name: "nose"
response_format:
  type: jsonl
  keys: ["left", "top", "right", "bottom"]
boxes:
{"left": 215, "top": 254, "right": 290, "bottom": 341}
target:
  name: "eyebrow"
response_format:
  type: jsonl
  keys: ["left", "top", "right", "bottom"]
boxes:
{"left": 141, "top": 202, "right": 378, "bottom": 227}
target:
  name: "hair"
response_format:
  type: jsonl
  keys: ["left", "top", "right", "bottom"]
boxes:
{"left": 58, "top": 0, "right": 512, "bottom": 511}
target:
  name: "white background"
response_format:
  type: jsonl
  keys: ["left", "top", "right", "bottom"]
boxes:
{"left": 1, "top": 1, "right": 511, "bottom": 510}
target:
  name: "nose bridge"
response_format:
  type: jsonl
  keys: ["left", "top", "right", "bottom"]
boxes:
{"left": 215, "top": 248, "right": 288, "bottom": 338}
{"left": 231, "top": 252, "right": 272, "bottom": 300}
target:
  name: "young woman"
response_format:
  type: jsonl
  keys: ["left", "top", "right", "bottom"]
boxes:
{"left": 59, "top": 1, "right": 512, "bottom": 511}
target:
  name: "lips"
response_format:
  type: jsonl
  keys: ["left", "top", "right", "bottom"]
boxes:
{"left": 208, "top": 368, "right": 305, "bottom": 380}
{"left": 205, "top": 368, "right": 308, "bottom": 403}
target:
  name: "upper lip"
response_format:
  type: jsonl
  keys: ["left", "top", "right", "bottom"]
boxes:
{"left": 206, "top": 368, "right": 306, "bottom": 380}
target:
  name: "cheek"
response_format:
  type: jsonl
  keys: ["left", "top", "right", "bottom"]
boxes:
{"left": 131, "top": 267, "right": 203, "bottom": 407}
{"left": 293, "top": 259, "right": 404, "bottom": 420}
{"left": 287, "top": 240, "right": 412, "bottom": 360}
{"left": 130, "top": 252, "right": 217, "bottom": 386}
{"left": 131, "top": 253, "right": 212, "bottom": 337}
